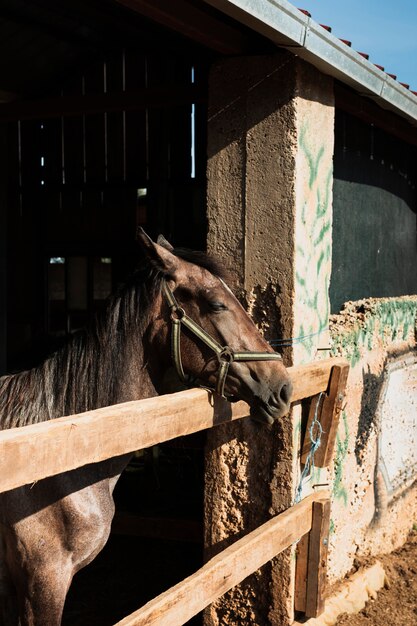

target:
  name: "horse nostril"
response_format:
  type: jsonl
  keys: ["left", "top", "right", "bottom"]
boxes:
{"left": 269, "top": 381, "right": 292, "bottom": 410}
{"left": 280, "top": 382, "right": 292, "bottom": 406}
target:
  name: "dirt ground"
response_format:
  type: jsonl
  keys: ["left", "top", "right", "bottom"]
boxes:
{"left": 336, "top": 529, "right": 417, "bottom": 625}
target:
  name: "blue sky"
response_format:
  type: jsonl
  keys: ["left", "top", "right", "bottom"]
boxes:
{"left": 289, "top": 0, "right": 417, "bottom": 90}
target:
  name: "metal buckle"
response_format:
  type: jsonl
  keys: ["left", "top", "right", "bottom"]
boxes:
{"left": 170, "top": 306, "right": 186, "bottom": 322}
{"left": 218, "top": 347, "right": 234, "bottom": 363}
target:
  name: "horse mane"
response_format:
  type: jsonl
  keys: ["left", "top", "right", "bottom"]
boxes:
{"left": 0, "top": 248, "right": 224, "bottom": 430}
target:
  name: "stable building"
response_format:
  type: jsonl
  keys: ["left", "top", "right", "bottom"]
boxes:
{"left": 0, "top": 1, "right": 416, "bottom": 624}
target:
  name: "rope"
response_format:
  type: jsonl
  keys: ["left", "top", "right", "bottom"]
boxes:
{"left": 294, "top": 391, "right": 325, "bottom": 504}
{"left": 269, "top": 328, "right": 328, "bottom": 347}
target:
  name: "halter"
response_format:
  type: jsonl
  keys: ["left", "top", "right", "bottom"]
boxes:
{"left": 162, "top": 280, "right": 283, "bottom": 399}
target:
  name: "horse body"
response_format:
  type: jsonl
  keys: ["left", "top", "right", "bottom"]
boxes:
{"left": 0, "top": 329, "right": 155, "bottom": 625}
{"left": 0, "top": 232, "right": 292, "bottom": 625}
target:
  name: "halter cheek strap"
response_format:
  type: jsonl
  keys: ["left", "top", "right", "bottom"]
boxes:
{"left": 162, "top": 280, "right": 282, "bottom": 399}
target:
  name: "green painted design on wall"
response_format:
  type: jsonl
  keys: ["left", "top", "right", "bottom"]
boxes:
{"left": 331, "top": 297, "right": 417, "bottom": 367}
{"left": 333, "top": 411, "right": 349, "bottom": 506}
{"left": 300, "top": 125, "right": 325, "bottom": 190}
{"left": 295, "top": 122, "right": 332, "bottom": 361}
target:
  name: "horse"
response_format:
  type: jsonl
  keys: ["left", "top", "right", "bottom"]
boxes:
{"left": 0, "top": 229, "right": 292, "bottom": 625}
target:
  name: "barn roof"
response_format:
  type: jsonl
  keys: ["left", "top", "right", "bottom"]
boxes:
{"left": 205, "top": 0, "right": 417, "bottom": 127}
{"left": 1, "top": 0, "right": 416, "bottom": 136}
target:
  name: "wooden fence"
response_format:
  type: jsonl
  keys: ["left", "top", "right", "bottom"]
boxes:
{"left": 0, "top": 357, "right": 349, "bottom": 624}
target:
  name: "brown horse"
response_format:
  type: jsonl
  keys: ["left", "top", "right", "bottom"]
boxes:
{"left": 0, "top": 230, "right": 292, "bottom": 625}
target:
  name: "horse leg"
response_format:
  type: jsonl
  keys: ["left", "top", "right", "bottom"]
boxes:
{"left": 3, "top": 523, "right": 74, "bottom": 626}
{"left": 0, "top": 531, "right": 19, "bottom": 625}
{"left": 1, "top": 461, "right": 128, "bottom": 625}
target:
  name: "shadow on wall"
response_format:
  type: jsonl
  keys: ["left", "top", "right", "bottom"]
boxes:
{"left": 354, "top": 365, "right": 388, "bottom": 529}
{"left": 245, "top": 282, "right": 285, "bottom": 349}
{"left": 355, "top": 365, "right": 385, "bottom": 467}
{"left": 208, "top": 52, "right": 332, "bottom": 159}
{"left": 356, "top": 355, "right": 417, "bottom": 529}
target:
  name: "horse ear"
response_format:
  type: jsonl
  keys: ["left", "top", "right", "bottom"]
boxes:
{"left": 157, "top": 234, "right": 174, "bottom": 252}
{"left": 137, "top": 227, "right": 178, "bottom": 274}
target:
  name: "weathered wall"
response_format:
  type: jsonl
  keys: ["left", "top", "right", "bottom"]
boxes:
{"left": 205, "top": 54, "right": 334, "bottom": 625}
{"left": 205, "top": 46, "right": 417, "bottom": 625}
{"left": 293, "top": 62, "right": 334, "bottom": 365}
{"left": 326, "top": 110, "right": 417, "bottom": 582}
{"left": 205, "top": 50, "right": 298, "bottom": 626}
{"left": 327, "top": 298, "right": 417, "bottom": 582}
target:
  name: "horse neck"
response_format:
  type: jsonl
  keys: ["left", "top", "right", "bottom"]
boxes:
{"left": 0, "top": 284, "right": 159, "bottom": 429}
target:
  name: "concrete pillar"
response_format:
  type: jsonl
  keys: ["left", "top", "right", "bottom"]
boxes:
{"left": 293, "top": 62, "right": 334, "bottom": 365}
{"left": 205, "top": 52, "right": 334, "bottom": 625}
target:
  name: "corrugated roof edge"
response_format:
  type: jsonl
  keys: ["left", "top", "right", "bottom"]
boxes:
{"left": 203, "top": 0, "right": 417, "bottom": 127}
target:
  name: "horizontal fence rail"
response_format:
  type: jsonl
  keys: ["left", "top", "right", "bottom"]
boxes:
{"left": 0, "top": 357, "right": 347, "bottom": 493}
{"left": 0, "top": 357, "right": 346, "bottom": 625}
{"left": 114, "top": 491, "right": 330, "bottom": 626}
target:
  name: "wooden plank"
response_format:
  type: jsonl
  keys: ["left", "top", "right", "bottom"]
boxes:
{"left": 0, "top": 389, "right": 220, "bottom": 492}
{"left": 291, "top": 357, "right": 347, "bottom": 403}
{"left": 192, "top": 62, "right": 209, "bottom": 183}
{"left": 19, "top": 119, "right": 42, "bottom": 189}
{"left": 62, "top": 76, "right": 85, "bottom": 186}
{"left": 124, "top": 50, "right": 147, "bottom": 183}
{"left": 301, "top": 363, "right": 349, "bottom": 467}
{"left": 146, "top": 54, "right": 171, "bottom": 234}
{"left": 294, "top": 532, "right": 310, "bottom": 613}
{"left": 169, "top": 59, "right": 192, "bottom": 183}
{"left": 0, "top": 358, "right": 347, "bottom": 492}
{"left": 114, "top": 492, "right": 325, "bottom": 626}
{"left": 0, "top": 87, "right": 206, "bottom": 122}
{"left": 40, "top": 118, "right": 63, "bottom": 187}
{"left": 305, "top": 496, "right": 331, "bottom": 618}
{"left": 84, "top": 63, "right": 106, "bottom": 186}
{"left": 115, "top": 0, "right": 250, "bottom": 55}
{"left": 105, "top": 52, "right": 125, "bottom": 183}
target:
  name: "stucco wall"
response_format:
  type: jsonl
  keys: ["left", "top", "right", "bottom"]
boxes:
{"left": 205, "top": 50, "right": 298, "bottom": 626}
{"left": 293, "top": 62, "right": 334, "bottom": 365}
{"left": 204, "top": 46, "right": 417, "bottom": 625}
{"left": 205, "top": 54, "right": 334, "bottom": 625}
{"left": 327, "top": 298, "right": 417, "bottom": 582}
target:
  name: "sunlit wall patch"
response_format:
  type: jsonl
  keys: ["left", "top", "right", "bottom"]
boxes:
{"left": 377, "top": 354, "right": 417, "bottom": 497}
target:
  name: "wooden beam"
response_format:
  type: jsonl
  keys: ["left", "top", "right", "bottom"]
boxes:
{"left": 301, "top": 363, "right": 349, "bottom": 468}
{"left": 294, "top": 494, "right": 331, "bottom": 618}
{"left": 304, "top": 496, "right": 331, "bottom": 617}
{"left": 0, "top": 358, "right": 348, "bottom": 492}
{"left": 290, "top": 358, "right": 347, "bottom": 404}
{"left": 294, "top": 532, "right": 310, "bottom": 613}
{"left": 0, "top": 86, "right": 207, "bottom": 123}
{"left": 115, "top": 0, "right": 250, "bottom": 55}
{"left": 114, "top": 492, "right": 327, "bottom": 626}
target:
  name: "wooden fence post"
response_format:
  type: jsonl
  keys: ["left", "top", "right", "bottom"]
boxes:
{"left": 294, "top": 494, "right": 331, "bottom": 618}
{"left": 301, "top": 363, "right": 349, "bottom": 468}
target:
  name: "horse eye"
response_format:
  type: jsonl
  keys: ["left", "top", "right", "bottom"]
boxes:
{"left": 209, "top": 301, "right": 228, "bottom": 312}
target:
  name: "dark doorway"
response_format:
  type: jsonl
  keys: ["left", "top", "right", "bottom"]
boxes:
{"left": 6, "top": 45, "right": 209, "bottom": 372}
{"left": 2, "top": 5, "right": 211, "bottom": 622}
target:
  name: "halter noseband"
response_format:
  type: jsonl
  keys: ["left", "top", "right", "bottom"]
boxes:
{"left": 162, "top": 279, "right": 282, "bottom": 399}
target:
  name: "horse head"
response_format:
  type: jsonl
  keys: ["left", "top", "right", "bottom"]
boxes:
{"left": 138, "top": 229, "right": 292, "bottom": 424}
